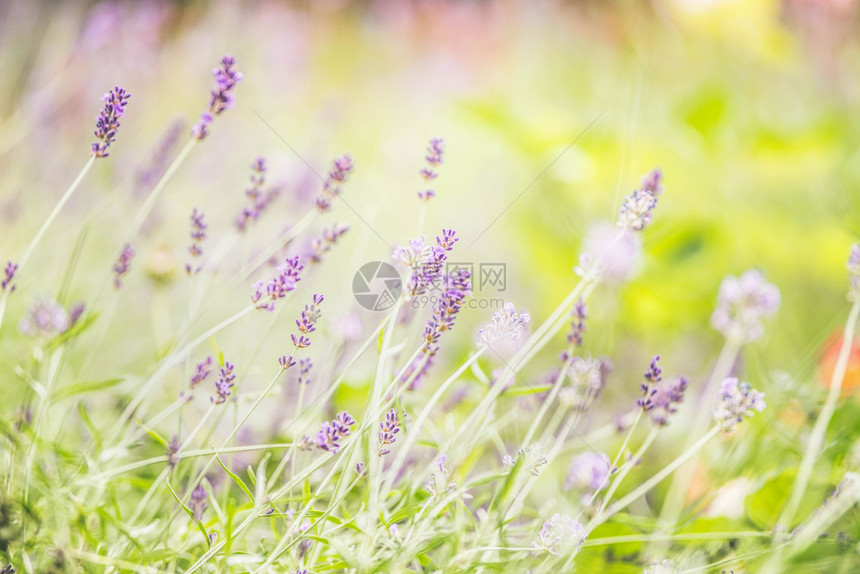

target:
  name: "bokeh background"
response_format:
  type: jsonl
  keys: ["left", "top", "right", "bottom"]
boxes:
{"left": 2, "top": 0, "right": 860, "bottom": 569}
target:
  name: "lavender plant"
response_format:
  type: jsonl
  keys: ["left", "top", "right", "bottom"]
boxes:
{"left": 2, "top": 12, "right": 859, "bottom": 574}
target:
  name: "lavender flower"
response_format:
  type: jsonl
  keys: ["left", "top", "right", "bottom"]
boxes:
{"left": 711, "top": 269, "right": 781, "bottom": 344}
{"left": 92, "top": 85, "right": 131, "bottom": 158}
{"left": 713, "top": 377, "right": 766, "bottom": 432}
{"left": 532, "top": 513, "right": 586, "bottom": 556}
{"left": 566, "top": 299, "right": 587, "bottom": 349}
{"left": 296, "top": 293, "right": 324, "bottom": 335}
{"left": 137, "top": 119, "right": 184, "bottom": 191}
{"left": 637, "top": 355, "right": 663, "bottom": 411}
{"left": 212, "top": 361, "right": 236, "bottom": 405}
{"left": 297, "top": 358, "right": 313, "bottom": 385}
{"left": 377, "top": 408, "right": 401, "bottom": 457}
{"left": 393, "top": 230, "right": 458, "bottom": 298}
{"left": 650, "top": 376, "right": 689, "bottom": 426}
{"left": 617, "top": 187, "right": 659, "bottom": 231}
{"left": 190, "top": 356, "right": 213, "bottom": 388}
{"left": 189, "top": 484, "right": 207, "bottom": 521}
{"left": 19, "top": 298, "right": 70, "bottom": 338}
{"left": 2, "top": 261, "right": 17, "bottom": 292}
{"left": 575, "top": 222, "right": 641, "bottom": 282}
{"left": 847, "top": 243, "right": 860, "bottom": 301}
{"left": 355, "top": 461, "right": 367, "bottom": 476}
{"left": 564, "top": 451, "right": 611, "bottom": 493}
{"left": 315, "top": 155, "right": 354, "bottom": 211}
{"left": 191, "top": 55, "right": 243, "bottom": 140}
{"left": 418, "top": 137, "right": 445, "bottom": 201}
{"left": 427, "top": 455, "right": 456, "bottom": 497}
{"left": 236, "top": 158, "right": 280, "bottom": 231}
{"left": 309, "top": 223, "right": 350, "bottom": 263}
{"left": 279, "top": 354, "right": 297, "bottom": 369}
{"left": 185, "top": 208, "right": 207, "bottom": 275}
{"left": 644, "top": 560, "right": 682, "bottom": 574}
{"left": 640, "top": 168, "right": 664, "bottom": 196}
{"left": 314, "top": 411, "right": 356, "bottom": 454}
{"left": 113, "top": 244, "right": 135, "bottom": 289}
{"left": 167, "top": 435, "right": 180, "bottom": 468}
{"left": 502, "top": 445, "right": 549, "bottom": 477}
{"left": 252, "top": 256, "right": 304, "bottom": 311}
{"left": 558, "top": 356, "right": 610, "bottom": 410}
{"left": 477, "top": 302, "right": 530, "bottom": 347}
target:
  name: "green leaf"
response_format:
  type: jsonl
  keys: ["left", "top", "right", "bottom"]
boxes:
{"left": 216, "top": 454, "right": 255, "bottom": 503}
{"left": 255, "top": 452, "right": 271, "bottom": 503}
{"left": 52, "top": 377, "right": 124, "bottom": 402}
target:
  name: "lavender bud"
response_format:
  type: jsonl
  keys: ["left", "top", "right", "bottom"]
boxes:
{"left": 92, "top": 86, "right": 131, "bottom": 158}
{"left": 191, "top": 55, "right": 242, "bottom": 140}
{"left": 185, "top": 208, "right": 207, "bottom": 275}
{"left": 189, "top": 484, "right": 207, "bottom": 521}
{"left": 211, "top": 361, "right": 236, "bottom": 405}
{"left": 713, "top": 377, "right": 766, "bottom": 432}
{"left": 377, "top": 408, "right": 401, "bottom": 457}
{"left": 113, "top": 244, "right": 135, "bottom": 289}
{"left": 2, "top": 261, "right": 17, "bottom": 292}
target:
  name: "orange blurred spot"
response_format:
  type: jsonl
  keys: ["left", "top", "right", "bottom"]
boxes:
{"left": 819, "top": 332, "right": 860, "bottom": 394}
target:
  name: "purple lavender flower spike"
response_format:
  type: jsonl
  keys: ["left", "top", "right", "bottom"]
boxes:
{"left": 189, "top": 484, "right": 207, "bottom": 521}
{"left": 309, "top": 223, "right": 350, "bottom": 263}
{"left": 19, "top": 298, "right": 70, "bottom": 339}
{"left": 92, "top": 85, "right": 131, "bottom": 158}
{"left": 315, "top": 411, "right": 356, "bottom": 454}
{"left": 418, "top": 137, "right": 445, "bottom": 200}
{"left": 640, "top": 168, "right": 664, "bottom": 196}
{"left": 650, "top": 376, "right": 689, "bottom": 426}
{"left": 713, "top": 377, "right": 766, "bottom": 432}
{"left": 212, "top": 361, "right": 236, "bottom": 405}
{"left": 2, "top": 261, "right": 17, "bottom": 292}
{"left": 167, "top": 435, "right": 180, "bottom": 468}
{"left": 190, "top": 356, "right": 213, "bottom": 388}
{"left": 316, "top": 154, "right": 354, "bottom": 211}
{"left": 137, "top": 120, "right": 183, "bottom": 191}
{"left": 566, "top": 298, "right": 587, "bottom": 349}
{"left": 532, "top": 513, "right": 586, "bottom": 556}
{"left": 291, "top": 333, "right": 312, "bottom": 348}
{"left": 478, "top": 302, "right": 530, "bottom": 347}
{"left": 297, "top": 358, "right": 313, "bottom": 385}
{"left": 637, "top": 355, "right": 663, "bottom": 411}
{"left": 236, "top": 158, "right": 280, "bottom": 231}
{"left": 113, "top": 244, "right": 135, "bottom": 289}
{"left": 711, "top": 269, "right": 780, "bottom": 344}
{"left": 564, "top": 451, "right": 611, "bottom": 493}
{"left": 355, "top": 461, "right": 367, "bottom": 476}
{"left": 185, "top": 208, "right": 207, "bottom": 275}
{"left": 393, "top": 229, "right": 457, "bottom": 298}
{"left": 252, "top": 256, "right": 304, "bottom": 310}
{"left": 279, "top": 354, "right": 297, "bottom": 369}
{"left": 377, "top": 408, "right": 401, "bottom": 457}
{"left": 191, "top": 55, "right": 242, "bottom": 140}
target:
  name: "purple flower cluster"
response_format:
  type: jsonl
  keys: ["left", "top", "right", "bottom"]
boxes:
{"left": 252, "top": 256, "right": 304, "bottom": 311}
{"left": 377, "top": 408, "right": 401, "bottom": 457}
{"left": 212, "top": 361, "right": 236, "bottom": 405}
{"left": 185, "top": 208, "right": 207, "bottom": 275}
{"left": 309, "top": 223, "right": 350, "bottom": 263}
{"left": 711, "top": 269, "right": 781, "bottom": 344}
{"left": 637, "top": 355, "right": 663, "bottom": 411}
{"left": 189, "top": 484, "right": 207, "bottom": 521}
{"left": 236, "top": 158, "right": 279, "bottom": 231}
{"left": 649, "top": 376, "right": 689, "bottom": 426}
{"left": 418, "top": 137, "right": 444, "bottom": 201}
{"left": 316, "top": 155, "right": 354, "bottom": 211}
{"left": 191, "top": 55, "right": 243, "bottom": 140}
{"left": 137, "top": 119, "right": 184, "bottom": 191}
{"left": 92, "top": 85, "right": 131, "bottom": 158}
{"left": 713, "top": 377, "right": 766, "bottom": 432}
{"left": 532, "top": 513, "right": 586, "bottom": 556}
{"left": 421, "top": 268, "right": 471, "bottom": 355}
{"left": 167, "top": 435, "right": 180, "bottom": 468}
{"left": 849, "top": 243, "right": 860, "bottom": 300}
{"left": 478, "top": 302, "right": 530, "bottom": 347}
{"left": 617, "top": 169, "right": 664, "bottom": 231}
{"left": 2, "top": 261, "right": 17, "bottom": 292}
{"left": 314, "top": 411, "right": 356, "bottom": 454}
{"left": 394, "top": 229, "right": 458, "bottom": 298}
{"left": 564, "top": 451, "right": 611, "bottom": 493}
{"left": 113, "top": 244, "right": 135, "bottom": 289}
{"left": 19, "top": 298, "right": 83, "bottom": 339}
{"left": 297, "top": 358, "right": 313, "bottom": 386}
{"left": 291, "top": 293, "right": 324, "bottom": 349}
{"left": 566, "top": 299, "right": 587, "bottom": 350}
{"left": 190, "top": 356, "right": 213, "bottom": 388}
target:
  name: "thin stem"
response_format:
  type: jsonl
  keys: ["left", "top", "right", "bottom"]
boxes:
{"left": 0, "top": 156, "right": 96, "bottom": 330}
{"left": 779, "top": 299, "right": 860, "bottom": 529}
